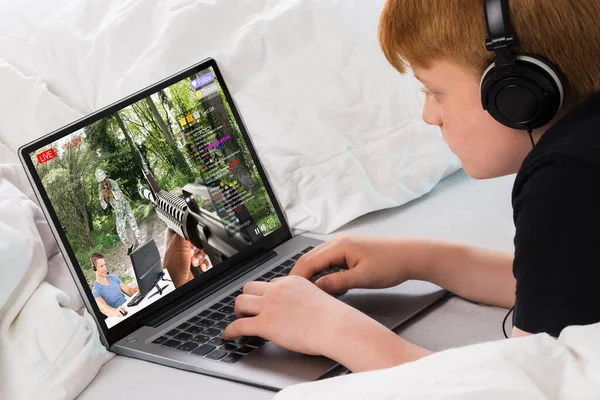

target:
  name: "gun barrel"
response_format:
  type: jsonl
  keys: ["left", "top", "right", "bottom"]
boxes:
{"left": 138, "top": 186, "right": 155, "bottom": 203}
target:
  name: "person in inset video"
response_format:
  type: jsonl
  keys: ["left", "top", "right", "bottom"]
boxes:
{"left": 91, "top": 253, "right": 139, "bottom": 318}
{"left": 95, "top": 168, "right": 144, "bottom": 255}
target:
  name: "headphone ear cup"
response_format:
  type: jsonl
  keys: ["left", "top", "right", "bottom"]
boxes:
{"left": 481, "top": 55, "right": 563, "bottom": 130}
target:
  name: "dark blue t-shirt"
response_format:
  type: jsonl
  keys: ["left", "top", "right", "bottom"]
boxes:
{"left": 92, "top": 274, "right": 126, "bottom": 308}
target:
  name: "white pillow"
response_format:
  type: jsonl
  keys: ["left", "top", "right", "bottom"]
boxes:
{"left": 0, "top": 0, "right": 459, "bottom": 234}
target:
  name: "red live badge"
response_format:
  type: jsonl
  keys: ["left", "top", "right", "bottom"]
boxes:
{"left": 37, "top": 148, "right": 56, "bottom": 164}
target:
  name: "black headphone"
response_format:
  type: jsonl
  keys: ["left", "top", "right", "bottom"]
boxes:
{"left": 481, "top": 0, "right": 564, "bottom": 131}
{"left": 91, "top": 257, "right": 104, "bottom": 272}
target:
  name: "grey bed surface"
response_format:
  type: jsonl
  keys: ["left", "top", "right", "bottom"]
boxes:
{"left": 77, "top": 170, "right": 516, "bottom": 400}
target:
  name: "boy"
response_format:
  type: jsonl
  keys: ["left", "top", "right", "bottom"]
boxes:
{"left": 219, "top": 0, "right": 600, "bottom": 373}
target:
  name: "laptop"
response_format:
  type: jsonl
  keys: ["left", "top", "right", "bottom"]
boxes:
{"left": 18, "top": 57, "right": 446, "bottom": 390}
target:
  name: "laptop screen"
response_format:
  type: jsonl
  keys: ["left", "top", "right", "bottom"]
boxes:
{"left": 27, "top": 62, "right": 284, "bottom": 330}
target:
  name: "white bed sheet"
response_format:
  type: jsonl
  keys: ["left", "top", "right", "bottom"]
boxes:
{"left": 78, "top": 170, "right": 519, "bottom": 400}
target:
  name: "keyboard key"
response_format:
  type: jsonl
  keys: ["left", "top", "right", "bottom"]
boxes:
{"left": 291, "top": 253, "right": 303, "bottom": 260}
{"left": 203, "top": 328, "right": 222, "bottom": 337}
{"left": 274, "top": 272, "right": 287, "bottom": 278}
{"left": 231, "top": 337, "right": 249, "bottom": 345}
{"left": 166, "top": 329, "right": 179, "bottom": 336}
{"left": 206, "top": 312, "right": 226, "bottom": 321}
{"left": 213, "top": 321, "right": 228, "bottom": 330}
{"left": 256, "top": 277, "right": 268, "bottom": 281}
{"left": 213, "top": 328, "right": 224, "bottom": 336}
{"left": 219, "top": 306, "right": 235, "bottom": 314}
{"left": 302, "top": 246, "right": 315, "bottom": 253}
{"left": 174, "top": 332, "right": 192, "bottom": 341}
{"left": 221, "top": 353, "right": 244, "bottom": 364}
{"left": 272, "top": 266, "right": 284, "bottom": 273}
{"left": 209, "top": 337, "right": 225, "bottom": 346}
{"left": 186, "top": 326, "right": 203, "bottom": 334}
{"left": 223, "top": 296, "right": 236, "bottom": 304}
{"left": 176, "top": 342, "right": 199, "bottom": 352}
{"left": 196, "top": 319, "right": 214, "bottom": 328}
{"left": 188, "top": 316, "right": 200, "bottom": 323}
{"left": 236, "top": 345, "right": 254, "bottom": 354}
{"left": 232, "top": 290, "right": 243, "bottom": 297}
{"left": 198, "top": 310, "right": 212, "bottom": 317}
{"left": 209, "top": 303, "right": 224, "bottom": 310}
{"left": 263, "top": 272, "right": 276, "bottom": 279}
{"left": 152, "top": 336, "right": 168, "bottom": 345}
{"left": 191, "top": 334, "right": 211, "bottom": 344}
{"left": 191, "top": 344, "right": 216, "bottom": 356}
{"left": 247, "top": 338, "right": 266, "bottom": 347}
{"left": 206, "top": 349, "right": 228, "bottom": 360}
{"left": 281, "top": 260, "right": 294, "bottom": 267}
{"left": 224, "top": 315, "right": 237, "bottom": 322}
{"left": 177, "top": 323, "right": 191, "bottom": 330}
{"left": 163, "top": 339, "right": 182, "bottom": 348}
{"left": 221, "top": 342, "right": 239, "bottom": 351}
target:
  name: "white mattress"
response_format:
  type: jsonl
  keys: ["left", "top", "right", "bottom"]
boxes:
{"left": 77, "top": 170, "right": 517, "bottom": 400}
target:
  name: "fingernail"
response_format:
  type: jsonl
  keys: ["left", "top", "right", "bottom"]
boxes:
{"left": 317, "top": 278, "right": 328, "bottom": 291}
{"left": 192, "top": 259, "right": 199, "bottom": 266}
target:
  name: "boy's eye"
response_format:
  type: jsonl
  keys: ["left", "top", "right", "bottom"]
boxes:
{"left": 419, "top": 86, "right": 437, "bottom": 97}
{"left": 421, "top": 86, "right": 439, "bottom": 98}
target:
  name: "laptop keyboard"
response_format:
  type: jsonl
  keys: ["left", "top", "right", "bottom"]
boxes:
{"left": 151, "top": 246, "right": 315, "bottom": 364}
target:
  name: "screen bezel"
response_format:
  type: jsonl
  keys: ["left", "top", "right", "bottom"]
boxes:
{"left": 18, "top": 57, "right": 292, "bottom": 346}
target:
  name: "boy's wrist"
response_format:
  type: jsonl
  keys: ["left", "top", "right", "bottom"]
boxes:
{"left": 400, "top": 238, "right": 444, "bottom": 282}
{"left": 319, "top": 307, "right": 430, "bottom": 372}
{"left": 407, "top": 239, "right": 463, "bottom": 282}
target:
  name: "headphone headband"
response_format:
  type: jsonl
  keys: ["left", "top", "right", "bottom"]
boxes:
{"left": 483, "top": 0, "right": 517, "bottom": 73}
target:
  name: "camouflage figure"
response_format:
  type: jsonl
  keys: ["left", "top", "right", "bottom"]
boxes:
{"left": 96, "top": 169, "right": 144, "bottom": 254}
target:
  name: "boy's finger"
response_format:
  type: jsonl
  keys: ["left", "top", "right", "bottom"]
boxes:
{"left": 243, "top": 281, "right": 268, "bottom": 295}
{"left": 314, "top": 269, "right": 359, "bottom": 294}
{"left": 234, "top": 294, "right": 262, "bottom": 318}
{"left": 291, "top": 239, "right": 348, "bottom": 279}
{"left": 221, "top": 317, "right": 259, "bottom": 340}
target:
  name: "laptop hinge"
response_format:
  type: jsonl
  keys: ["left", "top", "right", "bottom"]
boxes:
{"left": 143, "top": 249, "right": 276, "bottom": 327}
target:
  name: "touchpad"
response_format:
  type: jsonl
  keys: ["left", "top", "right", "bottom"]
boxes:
{"left": 337, "top": 281, "right": 447, "bottom": 330}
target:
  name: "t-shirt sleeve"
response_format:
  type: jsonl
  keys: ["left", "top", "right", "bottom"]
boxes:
{"left": 92, "top": 283, "right": 101, "bottom": 299}
{"left": 512, "top": 158, "right": 600, "bottom": 337}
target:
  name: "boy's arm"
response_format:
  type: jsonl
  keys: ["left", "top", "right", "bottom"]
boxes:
{"left": 413, "top": 241, "right": 515, "bottom": 309}
{"left": 329, "top": 242, "right": 516, "bottom": 371}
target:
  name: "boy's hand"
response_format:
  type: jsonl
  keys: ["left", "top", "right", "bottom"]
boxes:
{"left": 290, "top": 235, "right": 419, "bottom": 295}
{"left": 221, "top": 276, "right": 360, "bottom": 356}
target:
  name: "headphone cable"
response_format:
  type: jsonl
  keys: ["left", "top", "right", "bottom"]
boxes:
{"left": 502, "top": 306, "right": 515, "bottom": 338}
{"left": 527, "top": 127, "right": 535, "bottom": 148}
